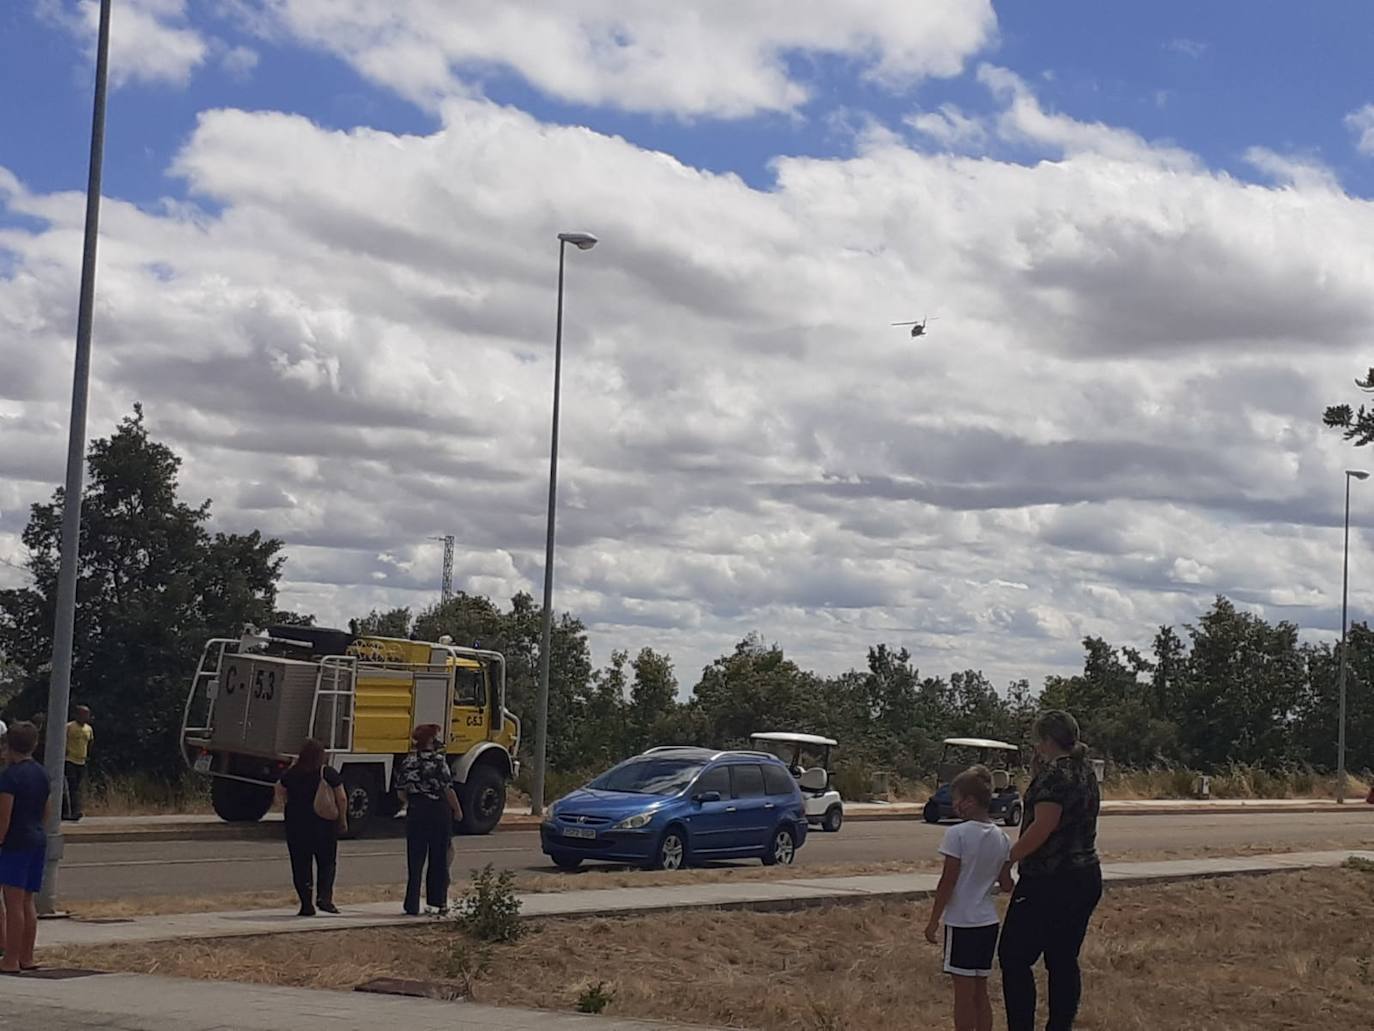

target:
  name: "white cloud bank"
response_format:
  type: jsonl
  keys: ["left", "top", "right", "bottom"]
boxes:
{"left": 4, "top": 68, "right": 1374, "bottom": 685}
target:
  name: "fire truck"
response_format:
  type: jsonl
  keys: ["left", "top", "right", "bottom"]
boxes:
{"left": 180, "top": 625, "right": 520, "bottom": 836}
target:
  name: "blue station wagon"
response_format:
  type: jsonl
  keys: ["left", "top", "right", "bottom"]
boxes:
{"left": 540, "top": 746, "right": 810, "bottom": 871}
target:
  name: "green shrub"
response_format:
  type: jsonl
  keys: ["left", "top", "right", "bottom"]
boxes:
{"left": 576, "top": 981, "right": 615, "bottom": 1014}
{"left": 455, "top": 864, "right": 524, "bottom": 943}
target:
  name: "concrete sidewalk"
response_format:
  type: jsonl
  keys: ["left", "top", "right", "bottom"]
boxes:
{"left": 37, "top": 848, "right": 1374, "bottom": 952}
{"left": 64, "top": 796, "right": 1369, "bottom": 844}
{"left": 3, "top": 972, "right": 716, "bottom": 1031}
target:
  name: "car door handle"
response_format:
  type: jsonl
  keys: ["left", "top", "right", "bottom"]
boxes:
{"left": 763, "top": 802, "right": 775, "bottom": 809}
{"left": 725, "top": 806, "right": 736, "bottom": 813}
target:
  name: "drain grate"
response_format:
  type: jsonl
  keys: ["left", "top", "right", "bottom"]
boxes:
{"left": 355, "top": 977, "right": 464, "bottom": 1002}
{"left": 18, "top": 968, "right": 106, "bottom": 980}
{"left": 76, "top": 917, "right": 135, "bottom": 925}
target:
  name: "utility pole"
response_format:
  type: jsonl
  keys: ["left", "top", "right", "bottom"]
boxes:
{"left": 431, "top": 534, "right": 455, "bottom": 603}
{"left": 39, "top": 0, "right": 112, "bottom": 916}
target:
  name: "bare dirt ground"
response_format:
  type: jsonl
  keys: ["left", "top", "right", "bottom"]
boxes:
{"left": 45, "top": 866, "right": 1374, "bottom": 1030}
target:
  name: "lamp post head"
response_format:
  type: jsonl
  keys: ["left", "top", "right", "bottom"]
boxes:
{"left": 1348, "top": 470, "right": 1370, "bottom": 481}
{"left": 558, "top": 231, "right": 598, "bottom": 251}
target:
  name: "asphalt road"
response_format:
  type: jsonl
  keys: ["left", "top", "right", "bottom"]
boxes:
{"left": 53, "top": 810, "right": 1374, "bottom": 902}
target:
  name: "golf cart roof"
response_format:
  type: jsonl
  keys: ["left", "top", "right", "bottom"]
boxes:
{"left": 942, "top": 737, "right": 1019, "bottom": 751}
{"left": 750, "top": 732, "right": 838, "bottom": 747}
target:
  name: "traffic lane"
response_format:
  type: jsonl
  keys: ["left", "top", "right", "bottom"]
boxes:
{"left": 55, "top": 811, "right": 1374, "bottom": 902}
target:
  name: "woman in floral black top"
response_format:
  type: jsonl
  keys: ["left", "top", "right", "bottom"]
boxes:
{"left": 999, "top": 710, "right": 1102, "bottom": 1031}
{"left": 397, "top": 723, "right": 462, "bottom": 915}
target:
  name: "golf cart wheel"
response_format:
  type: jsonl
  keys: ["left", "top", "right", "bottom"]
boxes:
{"left": 922, "top": 800, "right": 940, "bottom": 824}
{"left": 551, "top": 853, "right": 583, "bottom": 871}
{"left": 649, "top": 827, "right": 688, "bottom": 871}
{"left": 762, "top": 826, "right": 797, "bottom": 866}
{"left": 822, "top": 805, "right": 844, "bottom": 833}
{"left": 210, "top": 779, "right": 273, "bottom": 823}
{"left": 1004, "top": 802, "right": 1023, "bottom": 828}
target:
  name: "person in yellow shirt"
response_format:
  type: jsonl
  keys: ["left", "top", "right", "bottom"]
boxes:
{"left": 63, "top": 705, "right": 94, "bottom": 822}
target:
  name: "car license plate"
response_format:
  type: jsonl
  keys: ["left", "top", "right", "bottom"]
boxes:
{"left": 563, "top": 826, "right": 596, "bottom": 840}
{"left": 193, "top": 754, "right": 212, "bottom": 773}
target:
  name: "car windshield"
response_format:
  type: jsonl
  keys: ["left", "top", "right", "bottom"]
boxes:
{"left": 587, "top": 757, "right": 705, "bottom": 795}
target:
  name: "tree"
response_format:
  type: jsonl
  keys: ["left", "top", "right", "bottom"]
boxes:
{"left": 272, "top": 610, "right": 316, "bottom": 627}
{"left": 0, "top": 407, "right": 284, "bottom": 775}
{"left": 1323, "top": 369, "right": 1374, "bottom": 444}
{"left": 349, "top": 607, "right": 411, "bottom": 638}
{"left": 628, "top": 647, "right": 678, "bottom": 751}
{"left": 691, "top": 635, "right": 822, "bottom": 747}
{"left": 410, "top": 591, "right": 592, "bottom": 768}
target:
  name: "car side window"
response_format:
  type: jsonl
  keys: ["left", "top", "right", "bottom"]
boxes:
{"left": 730, "top": 764, "right": 766, "bottom": 799}
{"left": 762, "top": 763, "right": 794, "bottom": 796}
{"left": 692, "top": 765, "right": 731, "bottom": 798}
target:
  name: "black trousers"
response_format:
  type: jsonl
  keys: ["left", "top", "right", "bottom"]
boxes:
{"left": 63, "top": 762, "right": 85, "bottom": 819}
{"left": 405, "top": 797, "right": 452, "bottom": 913}
{"left": 285, "top": 819, "right": 338, "bottom": 907}
{"left": 999, "top": 864, "right": 1103, "bottom": 1031}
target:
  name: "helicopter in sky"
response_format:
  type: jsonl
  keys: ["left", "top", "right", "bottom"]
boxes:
{"left": 891, "top": 316, "right": 938, "bottom": 338}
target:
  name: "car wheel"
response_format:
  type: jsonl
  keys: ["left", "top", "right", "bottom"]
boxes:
{"left": 551, "top": 853, "right": 583, "bottom": 871}
{"left": 762, "top": 826, "right": 797, "bottom": 866}
{"left": 1004, "top": 802, "right": 1022, "bottom": 828}
{"left": 923, "top": 800, "right": 940, "bottom": 824}
{"left": 822, "top": 805, "right": 843, "bottom": 833}
{"left": 651, "top": 828, "right": 687, "bottom": 871}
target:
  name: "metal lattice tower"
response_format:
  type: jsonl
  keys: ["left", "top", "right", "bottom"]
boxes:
{"left": 430, "top": 534, "right": 455, "bottom": 603}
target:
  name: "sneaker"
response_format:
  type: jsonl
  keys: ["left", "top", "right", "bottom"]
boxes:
{"left": 317, "top": 902, "right": 340, "bottom": 915}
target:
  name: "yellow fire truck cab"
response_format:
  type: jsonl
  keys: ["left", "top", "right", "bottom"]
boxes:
{"left": 180, "top": 625, "right": 520, "bottom": 836}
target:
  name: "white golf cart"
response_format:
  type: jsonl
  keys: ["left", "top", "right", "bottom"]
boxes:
{"left": 750, "top": 732, "right": 845, "bottom": 833}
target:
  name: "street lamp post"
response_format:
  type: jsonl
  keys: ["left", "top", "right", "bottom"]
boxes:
{"left": 531, "top": 231, "right": 598, "bottom": 817}
{"left": 38, "top": 0, "right": 113, "bottom": 915}
{"left": 1337, "top": 468, "right": 1369, "bottom": 805}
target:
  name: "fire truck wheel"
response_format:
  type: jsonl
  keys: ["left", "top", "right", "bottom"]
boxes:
{"left": 459, "top": 764, "right": 507, "bottom": 835}
{"left": 211, "top": 779, "right": 273, "bottom": 823}
{"left": 340, "top": 766, "right": 380, "bottom": 839}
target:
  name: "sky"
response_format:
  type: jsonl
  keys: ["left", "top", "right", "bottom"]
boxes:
{"left": 4, "top": 1, "right": 1374, "bottom": 694}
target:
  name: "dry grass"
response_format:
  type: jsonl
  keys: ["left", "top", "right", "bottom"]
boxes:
{"left": 45, "top": 867, "right": 1374, "bottom": 1030}
{"left": 83, "top": 774, "right": 212, "bottom": 817}
{"left": 1103, "top": 765, "right": 1373, "bottom": 801}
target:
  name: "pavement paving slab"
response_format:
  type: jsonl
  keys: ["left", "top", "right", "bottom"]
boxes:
{"left": 1, "top": 972, "right": 718, "bottom": 1031}
{"left": 35, "top": 848, "right": 1374, "bottom": 951}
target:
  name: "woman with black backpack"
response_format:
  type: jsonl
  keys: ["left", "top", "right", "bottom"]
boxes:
{"left": 276, "top": 738, "right": 347, "bottom": 916}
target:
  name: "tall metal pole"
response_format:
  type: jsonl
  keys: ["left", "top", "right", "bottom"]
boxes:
{"left": 1338, "top": 474, "right": 1353, "bottom": 805}
{"left": 38, "top": 0, "right": 112, "bottom": 915}
{"left": 531, "top": 239, "right": 567, "bottom": 817}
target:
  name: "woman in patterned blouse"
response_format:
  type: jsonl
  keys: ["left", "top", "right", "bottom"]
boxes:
{"left": 396, "top": 723, "right": 462, "bottom": 916}
{"left": 998, "top": 710, "right": 1102, "bottom": 1031}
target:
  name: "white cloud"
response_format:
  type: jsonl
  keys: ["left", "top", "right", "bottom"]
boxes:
{"left": 245, "top": 0, "right": 998, "bottom": 117}
{"left": 906, "top": 104, "right": 988, "bottom": 150}
{"left": 5, "top": 74, "right": 1374, "bottom": 685}
{"left": 977, "top": 64, "right": 1197, "bottom": 169}
{"left": 1345, "top": 103, "right": 1374, "bottom": 156}
{"left": 1165, "top": 38, "right": 1208, "bottom": 59}
{"left": 220, "top": 44, "right": 260, "bottom": 80}
{"left": 43, "top": 0, "right": 210, "bottom": 87}
{"left": 1244, "top": 147, "right": 1340, "bottom": 192}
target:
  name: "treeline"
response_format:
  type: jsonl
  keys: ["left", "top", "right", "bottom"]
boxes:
{"left": 365, "top": 592, "right": 1374, "bottom": 787}
{"left": 2, "top": 409, "right": 1371, "bottom": 784}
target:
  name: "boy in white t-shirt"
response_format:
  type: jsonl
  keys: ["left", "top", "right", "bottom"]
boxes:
{"left": 924, "top": 765, "right": 1014, "bottom": 1031}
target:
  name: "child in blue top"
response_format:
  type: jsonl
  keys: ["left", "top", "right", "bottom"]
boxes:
{"left": 0, "top": 721, "right": 51, "bottom": 973}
